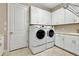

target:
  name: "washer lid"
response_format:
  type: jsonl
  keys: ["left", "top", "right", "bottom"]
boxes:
{"left": 48, "top": 29, "right": 54, "bottom": 37}
{"left": 36, "top": 29, "right": 45, "bottom": 39}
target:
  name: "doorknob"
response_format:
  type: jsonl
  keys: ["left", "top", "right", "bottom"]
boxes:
{"left": 10, "top": 32, "right": 13, "bottom": 35}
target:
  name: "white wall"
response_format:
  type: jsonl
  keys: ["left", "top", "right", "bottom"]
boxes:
{"left": 0, "top": 3, "right": 7, "bottom": 50}
{"left": 0, "top": 3, "right": 7, "bottom": 34}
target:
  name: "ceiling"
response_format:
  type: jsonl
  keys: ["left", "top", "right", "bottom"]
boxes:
{"left": 22, "top": 3, "right": 79, "bottom": 12}
{"left": 23, "top": 3, "right": 61, "bottom": 11}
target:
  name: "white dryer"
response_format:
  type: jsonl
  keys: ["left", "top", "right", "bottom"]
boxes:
{"left": 29, "top": 25, "right": 47, "bottom": 54}
{"left": 46, "top": 26, "right": 55, "bottom": 49}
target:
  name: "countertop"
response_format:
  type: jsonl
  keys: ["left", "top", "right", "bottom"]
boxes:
{"left": 55, "top": 32, "right": 79, "bottom": 36}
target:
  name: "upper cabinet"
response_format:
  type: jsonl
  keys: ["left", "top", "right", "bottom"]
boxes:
{"left": 31, "top": 6, "right": 79, "bottom": 25}
{"left": 75, "top": 15, "right": 79, "bottom": 23}
{"left": 64, "top": 9, "right": 75, "bottom": 24}
{"left": 30, "top": 6, "right": 41, "bottom": 24}
{"left": 52, "top": 8, "right": 65, "bottom": 25}
{"left": 30, "top": 6, "right": 52, "bottom": 25}
{"left": 52, "top": 7, "right": 79, "bottom": 25}
{"left": 41, "top": 10, "right": 52, "bottom": 25}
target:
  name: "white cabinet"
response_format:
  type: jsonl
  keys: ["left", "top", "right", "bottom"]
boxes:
{"left": 41, "top": 10, "right": 52, "bottom": 25}
{"left": 64, "top": 35, "right": 76, "bottom": 52}
{"left": 31, "top": 6, "right": 52, "bottom": 25}
{"left": 52, "top": 8, "right": 79, "bottom": 25}
{"left": 52, "top": 8, "right": 65, "bottom": 25}
{"left": 64, "top": 35, "right": 79, "bottom": 55}
{"left": 75, "top": 15, "right": 79, "bottom": 23}
{"left": 55, "top": 34, "right": 79, "bottom": 55}
{"left": 31, "top": 6, "right": 42, "bottom": 24}
{"left": 52, "top": 11, "right": 58, "bottom": 25}
{"left": 64, "top": 9, "right": 75, "bottom": 24}
{"left": 74, "top": 37, "right": 79, "bottom": 55}
{"left": 0, "top": 36, "right": 4, "bottom": 56}
{"left": 64, "top": 35, "right": 72, "bottom": 51}
{"left": 55, "top": 34, "right": 64, "bottom": 48}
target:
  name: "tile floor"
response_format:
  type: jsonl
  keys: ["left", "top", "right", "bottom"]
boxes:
{"left": 3, "top": 47, "right": 74, "bottom": 56}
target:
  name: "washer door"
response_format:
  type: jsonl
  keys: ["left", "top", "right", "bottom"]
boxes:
{"left": 48, "top": 29, "right": 54, "bottom": 37}
{"left": 36, "top": 29, "right": 45, "bottom": 39}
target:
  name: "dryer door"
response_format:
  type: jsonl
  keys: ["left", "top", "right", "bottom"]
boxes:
{"left": 36, "top": 29, "right": 45, "bottom": 39}
{"left": 48, "top": 29, "right": 54, "bottom": 37}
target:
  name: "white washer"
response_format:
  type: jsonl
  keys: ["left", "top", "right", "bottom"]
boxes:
{"left": 29, "top": 25, "right": 47, "bottom": 54}
{"left": 46, "top": 26, "right": 55, "bottom": 49}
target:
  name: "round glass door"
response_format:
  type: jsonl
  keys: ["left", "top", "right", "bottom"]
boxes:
{"left": 48, "top": 30, "right": 54, "bottom": 37}
{"left": 36, "top": 30, "right": 45, "bottom": 39}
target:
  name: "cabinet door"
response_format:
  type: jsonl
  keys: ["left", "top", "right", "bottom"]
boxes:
{"left": 75, "top": 15, "right": 79, "bottom": 23}
{"left": 65, "top": 9, "right": 75, "bottom": 24}
{"left": 75, "top": 37, "right": 79, "bottom": 55}
{"left": 43, "top": 11, "right": 52, "bottom": 25}
{"left": 52, "top": 8, "right": 64, "bottom": 25}
{"left": 64, "top": 35, "right": 72, "bottom": 51}
{"left": 64, "top": 35, "right": 76, "bottom": 52}
{"left": 31, "top": 6, "right": 42, "bottom": 24}
{"left": 57, "top": 8, "right": 64, "bottom": 24}
{"left": 36, "top": 9, "right": 52, "bottom": 25}
{"left": 31, "top": 6, "right": 52, "bottom": 25}
{"left": 70, "top": 36, "right": 79, "bottom": 55}
{"left": 52, "top": 13, "right": 54, "bottom": 25}
{"left": 52, "top": 11, "right": 59, "bottom": 25}
{"left": 55, "top": 34, "right": 64, "bottom": 48}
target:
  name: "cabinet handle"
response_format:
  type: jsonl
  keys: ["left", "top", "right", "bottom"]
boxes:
{"left": 10, "top": 32, "right": 13, "bottom": 35}
{"left": 72, "top": 40, "right": 76, "bottom": 44}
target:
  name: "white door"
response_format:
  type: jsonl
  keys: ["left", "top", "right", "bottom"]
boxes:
{"left": 8, "top": 4, "right": 29, "bottom": 51}
{"left": 55, "top": 34, "right": 64, "bottom": 48}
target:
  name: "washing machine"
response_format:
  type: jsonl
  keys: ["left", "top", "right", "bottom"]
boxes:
{"left": 46, "top": 26, "right": 55, "bottom": 49}
{"left": 29, "top": 25, "right": 47, "bottom": 54}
